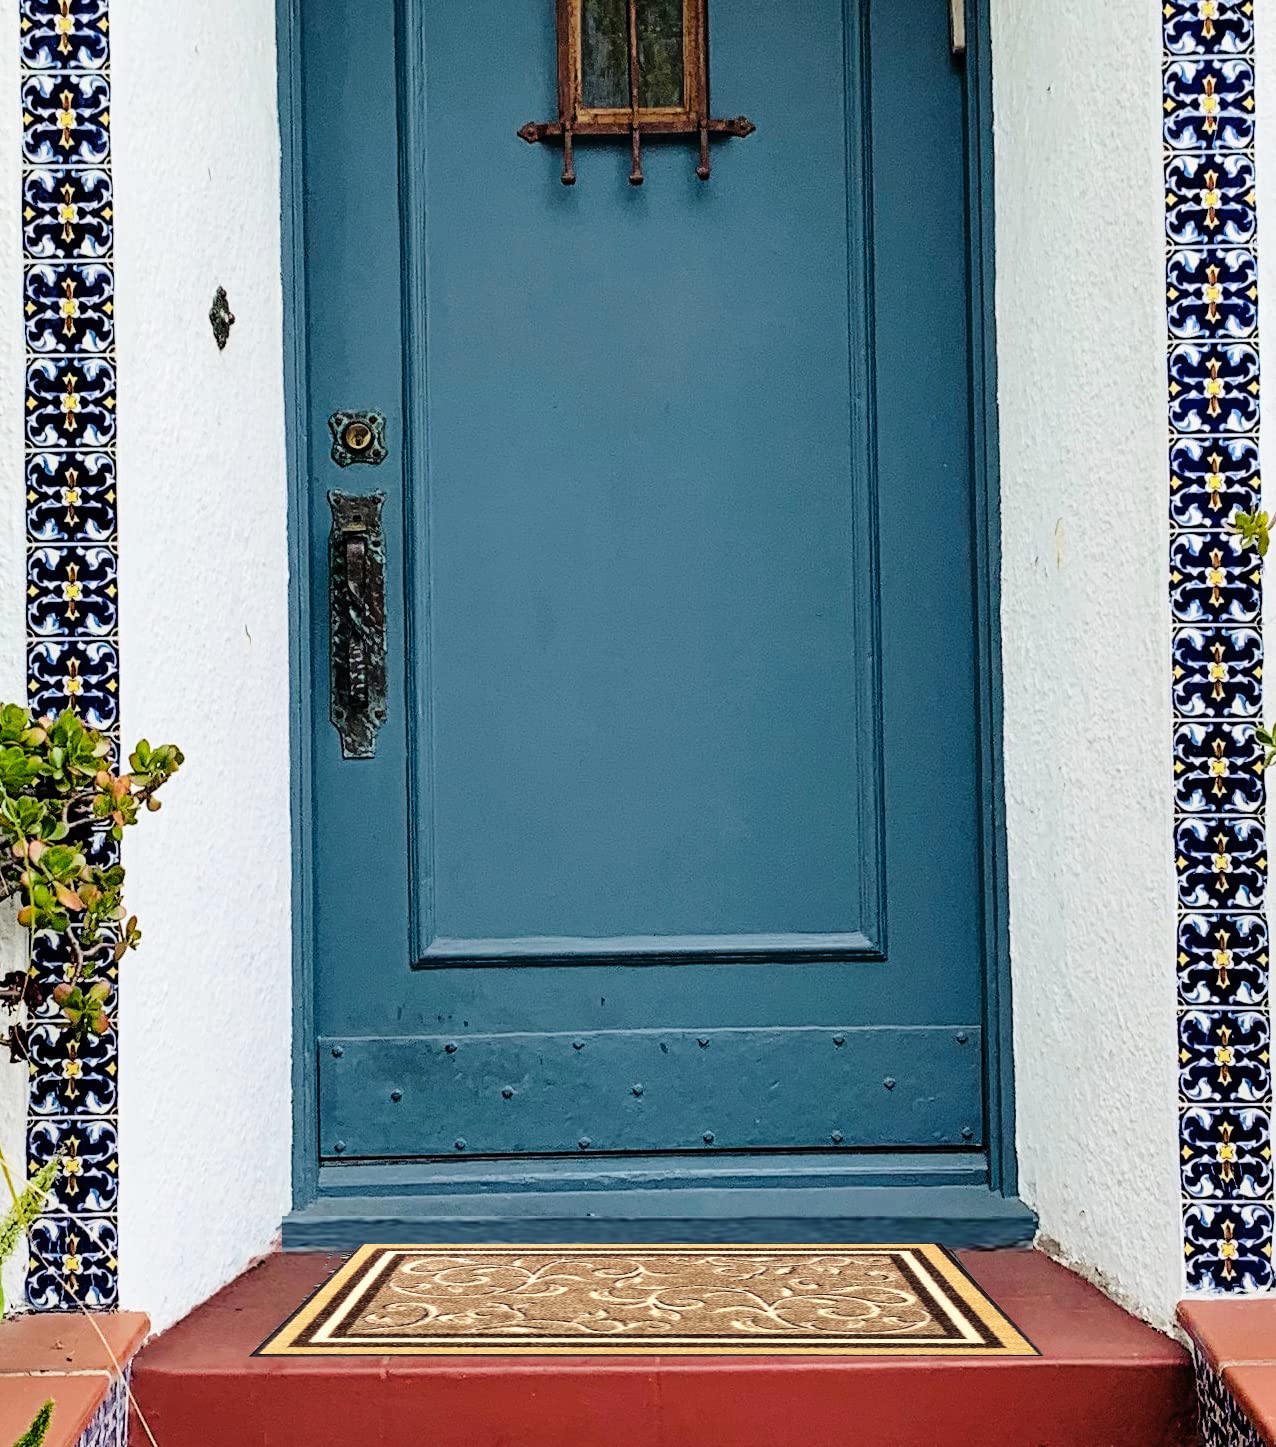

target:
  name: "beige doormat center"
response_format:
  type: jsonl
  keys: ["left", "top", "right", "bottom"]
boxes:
{"left": 259, "top": 1244, "right": 1037, "bottom": 1356}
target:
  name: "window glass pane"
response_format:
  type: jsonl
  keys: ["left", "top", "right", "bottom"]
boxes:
{"left": 581, "top": 0, "right": 629, "bottom": 109}
{"left": 638, "top": 0, "right": 684, "bottom": 109}
{"left": 580, "top": 0, "right": 685, "bottom": 111}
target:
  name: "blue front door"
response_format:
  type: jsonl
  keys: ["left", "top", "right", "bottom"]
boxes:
{"left": 304, "top": 1, "right": 993, "bottom": 1167}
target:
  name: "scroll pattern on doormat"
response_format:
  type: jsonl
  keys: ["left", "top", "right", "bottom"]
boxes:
{"left": 260, "top": 1245, "right": 1037, "bottom": 1356}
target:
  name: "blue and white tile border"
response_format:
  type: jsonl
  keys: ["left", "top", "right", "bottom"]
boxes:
{"left": 74, "top": 1368, "right": 130, "bottom": 1447}
{"left": 1193, "top": 1346, "right": 1267, "bottom": 1447}
{"left": 1166, "top": 0, "right": 1275, "bottom": 1292}
{"left": 19, "top": 0, "right": 119, "bottom": 1310}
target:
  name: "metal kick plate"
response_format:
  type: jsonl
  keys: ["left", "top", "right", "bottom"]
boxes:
{"left": 318, "top": 1026, "right": 983, "bottom": 1159}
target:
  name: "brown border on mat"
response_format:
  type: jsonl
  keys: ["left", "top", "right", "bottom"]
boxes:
{"left": 256, "top": 1245, "right": 1039, "bottom": 1358}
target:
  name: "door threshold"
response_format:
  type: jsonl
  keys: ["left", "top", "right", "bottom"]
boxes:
{"left": 284, "top": 1165, "right": 1036, "bottom": 1251}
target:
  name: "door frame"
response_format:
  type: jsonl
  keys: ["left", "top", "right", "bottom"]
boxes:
{"left": 276, "top": 0, "right": 1021, "bottom": 1232}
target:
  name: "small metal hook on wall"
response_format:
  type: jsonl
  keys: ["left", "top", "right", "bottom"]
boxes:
{"left": 209, "top": 286, "right": 235, "bottom": 350}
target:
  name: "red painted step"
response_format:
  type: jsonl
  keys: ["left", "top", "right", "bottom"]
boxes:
{"left": 130, "top": 1250, "right": 1196, "bottom": 1447}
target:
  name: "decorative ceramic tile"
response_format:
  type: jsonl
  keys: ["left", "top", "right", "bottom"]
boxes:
{"left": 1194, "top": 1345, "right": 1265, "bottom": 1447}
{"left": 1184, "top": 1202, "right": 1275, "bottom": 1293}
{"left": 20, "top": 0, "right": 118, "bottom": 1311}
{"left": 1182, "top": 1106, "right": 1274, "bottom": 1200}
{"left": 1164, "top": 2, "right": 1254, "bottom": 59}
{"left": 1171, "top": 436, "right": 1261, "bottom": 531}
{"left": 74, "top": 1367, "right": 129, "bottom": 1447}
{"left": 1167, "top": 0, "right": 1274, "bottom": 1294}
{"left": 1179, "top": 911, "right": 1269, "bottom": 1008}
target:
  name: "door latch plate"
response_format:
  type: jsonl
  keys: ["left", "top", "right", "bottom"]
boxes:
{"left": 329, "top": 490, "right": 388, "bottom": 759}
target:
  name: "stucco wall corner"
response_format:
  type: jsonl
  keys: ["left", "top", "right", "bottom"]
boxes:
{"left": 992, "top": 1, "right": 1184, "bottom": 1332}
{"left": 111, "top": 0, "right": 293, "bottom": 1334}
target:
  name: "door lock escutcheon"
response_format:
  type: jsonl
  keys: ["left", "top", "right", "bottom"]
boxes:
{"left": 328, "top": 490, "right": 388, "bottom": 759}
{"left": 330, "top": 410, "right": 388, "bottom": 468}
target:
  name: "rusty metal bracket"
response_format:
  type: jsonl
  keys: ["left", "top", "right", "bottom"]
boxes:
{"left": 328, "top": 491, "right": 388, "bottom": 760}
{"left": 517, "top": 115, "right": 755, "bottom": 184}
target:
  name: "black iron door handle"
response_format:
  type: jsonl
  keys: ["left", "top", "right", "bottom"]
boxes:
{"left": 328, "top": 491, "right": 387, "bottom": 759}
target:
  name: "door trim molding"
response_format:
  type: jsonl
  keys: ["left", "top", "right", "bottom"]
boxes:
{"left": 278, "top": 0, "right": 1018, "bottom": 1219}
{"left": 279, "top": 0, "right": 321, "bottom": 1216}
{"left": 961, "top": 0, "right": 1018, "bottom": 1199}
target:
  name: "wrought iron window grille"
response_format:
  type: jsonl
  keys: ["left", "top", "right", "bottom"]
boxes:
{"left": 518, "top": 0, "right": 755, "bottom": 185}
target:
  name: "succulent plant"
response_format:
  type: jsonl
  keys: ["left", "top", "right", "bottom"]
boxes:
{"left": 0, "top": 704, "right": 181, "bottom": 1050}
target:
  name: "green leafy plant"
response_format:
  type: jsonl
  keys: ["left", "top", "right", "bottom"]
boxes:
{"left": 1233, "top": 507, "right": 1271, "bottom": 558}
{"left": 0, "top": 705, "right": 181, "bottom": 1053}
{"left": 0, "top": 1155, "right": 58, "bottom": 1315}
{"left": 0, "top": 705, "right": 179, "bottom": 1447}
{"left": 0, "top": 1152, "right": 60, "bottom": 1447}
{"left": 11, "top": 1400, "right": 52, "bottom": 1447}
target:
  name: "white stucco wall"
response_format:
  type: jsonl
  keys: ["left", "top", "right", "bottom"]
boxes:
{"left": 993, "top": 3, "right": 1186, "bottom": 1332}
{"left": 112, "top": 0, "right": 293, "bottom": 1333}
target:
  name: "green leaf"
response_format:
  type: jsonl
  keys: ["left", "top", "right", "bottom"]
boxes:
{"left": 11, "top": 1400, "right": 54, "bottom": 1447}
{"left": 1233, "top": 509, "right": 1271, "bottom": 558}
{"left": 0, "top": 1157, "right": 60, "bottom": 1278}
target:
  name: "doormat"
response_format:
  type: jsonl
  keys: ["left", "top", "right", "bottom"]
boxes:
{"left": 258, "top": 1245, "right": 1037, "bottom": 1356}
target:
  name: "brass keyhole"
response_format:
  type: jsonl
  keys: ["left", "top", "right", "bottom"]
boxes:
{"left": 343, "top": 420, "right": 374, "bottom": 454}
{"left": 329, "top": 410, "right": 386, "bottom": 468}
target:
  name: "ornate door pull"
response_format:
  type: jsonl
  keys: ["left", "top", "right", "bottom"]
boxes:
{"left": 328, "top": 491, "right": 388, "bottom": 759}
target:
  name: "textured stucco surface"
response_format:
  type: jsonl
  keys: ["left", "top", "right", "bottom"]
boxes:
{"left": 111, "top": 0, "right": 292, "bottom": 1334}
{"left": 992, "top": 2, "right": 1185, "bottom": 1332}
